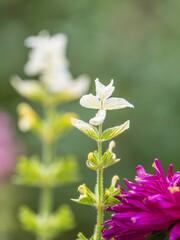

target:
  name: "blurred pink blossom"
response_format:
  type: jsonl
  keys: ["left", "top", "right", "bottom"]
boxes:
{"left": 0, "top": 110, "right": 24, "bottom": 181}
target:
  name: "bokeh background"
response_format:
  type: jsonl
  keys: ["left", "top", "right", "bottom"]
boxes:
{"left": 1, "top": 0, "right": 180, "bottom": 239}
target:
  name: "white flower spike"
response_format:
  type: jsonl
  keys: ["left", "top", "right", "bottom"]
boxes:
{"left": 24, "top": 30, "right": 68, "bottom": 75}
{"left": 80, "top": 78, "right": 134, "bottom": 111}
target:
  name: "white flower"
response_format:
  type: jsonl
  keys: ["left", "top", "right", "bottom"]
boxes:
{"left": 89, "top": 110, "right": 106, "bottom": 126}
{"left": 24, "top": 30, "right": 68, "bottom": 75}
{"left": 21, "top": 30, "right": 90, "bottom": 100}
{"left": 80, "top": 78, "right": 134, "bottom": 110}
{"left": 41, "top": 70, "right": 90, "bottom": 96}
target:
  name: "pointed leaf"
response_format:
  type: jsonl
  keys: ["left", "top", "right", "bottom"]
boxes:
{"left": 71, "top": 118, "right": 98, "bottom": 140}
{"left": 101, "top": 120, "right": 130, "bottom": 141}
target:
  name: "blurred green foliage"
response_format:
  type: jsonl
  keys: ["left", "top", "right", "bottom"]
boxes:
{"left": 1, "top": 0, "right": 180, "bottom": 239}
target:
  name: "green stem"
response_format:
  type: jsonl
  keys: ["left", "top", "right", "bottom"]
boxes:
{"left": 37, "top": 108, "right": 54, "bottom": 240}
{"left": 39, "top": 139, "right": 53, "bottom": 216}
{"left": 95, "top": 123, "right": 103, "bottom": 240}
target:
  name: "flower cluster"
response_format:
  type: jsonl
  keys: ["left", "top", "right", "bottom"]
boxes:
{"left": 103, "top": 159, "right": 180, "bottom": 240}
{"left": 11, "top": 30, "right": 90, "bottom": 104}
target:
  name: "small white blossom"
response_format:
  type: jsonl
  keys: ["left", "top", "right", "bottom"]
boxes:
{"left": 80, "top": 78, "right": 134, "bottom": 110}
{"left": 24, "top": 30, "right": 68, "bottom": 75}
{"left": 89, "top": 110, "right": 106, "bottom": 126}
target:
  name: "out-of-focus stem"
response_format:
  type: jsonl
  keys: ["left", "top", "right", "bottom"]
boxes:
{"left": 37, "top": 108, "right": 54, "bottom": 240}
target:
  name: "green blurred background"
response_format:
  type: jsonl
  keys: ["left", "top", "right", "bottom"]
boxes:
{"left": 1, "top": 0, "right": 180, "bottom": 239}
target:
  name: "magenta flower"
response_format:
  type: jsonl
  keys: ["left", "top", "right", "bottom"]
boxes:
{"left": 103, "top": 159, "right": 180, "bottom": 240}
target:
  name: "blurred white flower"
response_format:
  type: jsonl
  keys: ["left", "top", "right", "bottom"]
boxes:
{"left": 41, "top": 71, "right": 90, "bottom": 95}
{"left": 24, "top": 30, "right": 68, "bottom": 75}
{"left": 80, "top": 78, "right": 134, "bottom": 110}
{"left": 11, "top": 31, "right": 90, "bottom": 103}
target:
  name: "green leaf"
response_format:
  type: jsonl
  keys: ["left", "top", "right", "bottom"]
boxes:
{"left": 101, "top": 120, "right": 130, "bottom": 141}
{"left": 19, "top": 205, "right": 75, "bottom": 239}
{"left": 41, "top": 110, "right": 78, "bottom": 142}
{"left": 14, "top": 155, "right": 79, "bottom": 187}
{"left": 71, "top": 118, "right": 99, "bottom": 140}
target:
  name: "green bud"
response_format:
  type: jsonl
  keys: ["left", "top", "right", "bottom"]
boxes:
{"left": 72, "top": 184, "right": 97, "bottom": 206}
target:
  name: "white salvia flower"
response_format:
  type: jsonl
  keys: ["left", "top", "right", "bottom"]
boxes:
{"left": 89, "top": 110, "right": 106, "bottom": 126}
{"left": 80, "top": 78, "right": 134, "bottom": 110}
{"left": 22, "top": 30, "right": 90, "bottom": 99}
{"left": 24, "top": 30, "right": 68, "bottom": 75}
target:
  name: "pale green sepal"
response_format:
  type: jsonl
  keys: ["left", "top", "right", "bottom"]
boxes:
{"left": 104, "top": 188, "right": 121, "bottom": 206}
{"left": 72, "top": 184, "right": 97, "bottom": 206}
{"left": 101, "top": 120, "right": 130, "bottom": 141}
{"left": 102, "top": 176, "right": 121, "bottom": 207}
{"left": 71, "top": 118, "right": 99, "bottom": 140}
{"left": 77, "top": 232, "right": 88, "bottom": 240}
{"left": 19, "top": 205, "right": 75, "bottom": 239}
{"left": 86, "top": 150, "right": 120, "bottom": 170}
{"left": 101, "top": 150, "right": 120, "bottom": 169}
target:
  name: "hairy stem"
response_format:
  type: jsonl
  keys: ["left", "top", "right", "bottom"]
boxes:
{"left": 95, "top": 123, "right": 103, "bottom": 240}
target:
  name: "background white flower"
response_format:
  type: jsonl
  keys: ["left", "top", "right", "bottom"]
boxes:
{"left": 11, "top": 31, "right": 90, "bottom": 102}
{"left": 24, "top": 30, "right": 68, "bottom": 75}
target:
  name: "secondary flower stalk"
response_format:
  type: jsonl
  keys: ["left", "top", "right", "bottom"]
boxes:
{"left": 12, "top": 31, "right": 88, "bottom": 240}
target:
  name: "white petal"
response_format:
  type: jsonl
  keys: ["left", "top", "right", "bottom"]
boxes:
{"left": 68, "top": 75, "right": 90, "bottom": 97}
{"left": 95, "top": 78, "right": 115, "bottom": 101}
{"left": 104, "top": 97, "right": 134, "bottom": 110}
{"left": 80, "top": 94, "right": 100, "bottom": 109}
{"left": 89, "top": 110, "right": 106, "bottom": 126}
{"left": 11, "top": 76, "right": 42, "bottom": 96}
